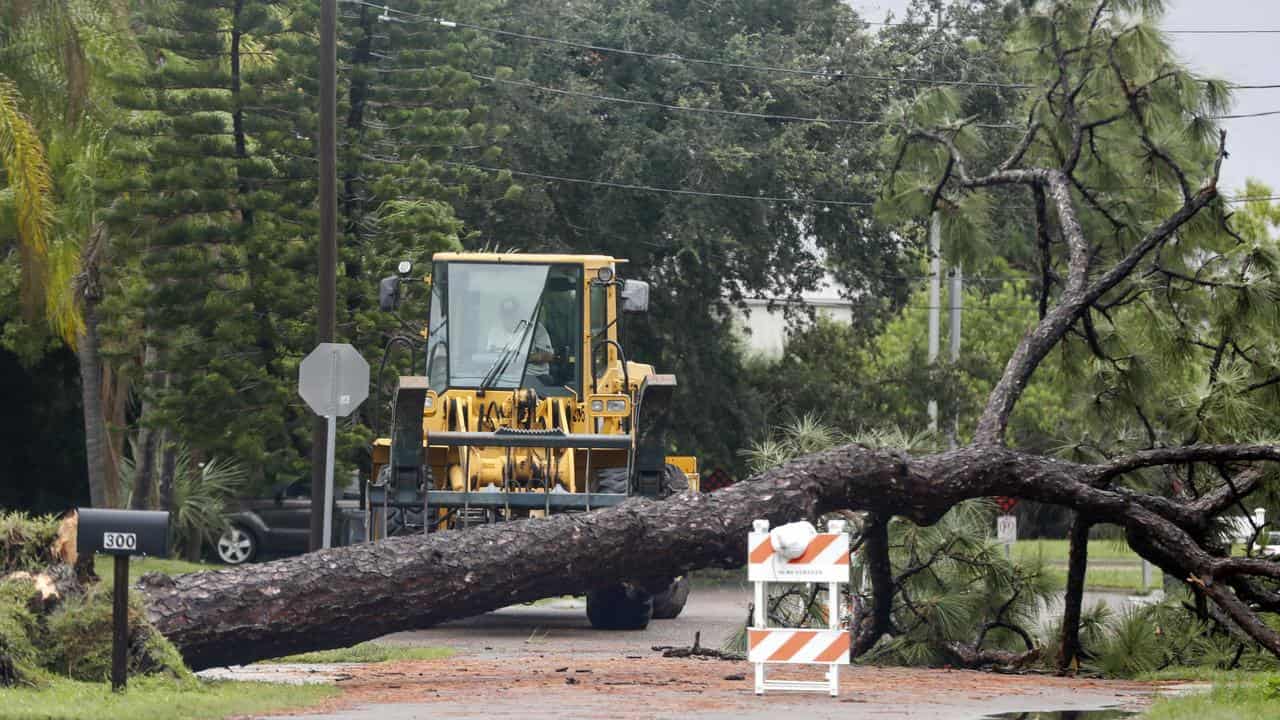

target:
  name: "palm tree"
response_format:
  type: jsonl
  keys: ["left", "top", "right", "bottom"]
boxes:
{"left": 0, "top": 74, "right": 56, "bottom": 323}
{"left": 2, "top": 1, "right": 139, "bottom": 507}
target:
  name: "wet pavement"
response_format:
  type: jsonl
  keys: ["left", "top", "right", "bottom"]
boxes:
{"left": 210, "top": 584, "right": 1187, "bottom": 719}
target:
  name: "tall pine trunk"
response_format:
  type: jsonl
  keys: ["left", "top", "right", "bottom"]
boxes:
{"left": 130, "top": 345, "right": 161, "bottom": 510}
{"left": 74, "top": 226, "right": 111, "bottom": 508}
{"left": 77, "top": 301, "right": 109, "bottom": 508}
{"left": 158, "top": 429, "right": 177, "bottom": 512}
{"left": 1057, "top": 514, "right": 1091, "bottom": 672}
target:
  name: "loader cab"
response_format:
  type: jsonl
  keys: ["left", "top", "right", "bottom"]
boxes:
{"left": 423, "top": 256, "right": 626, "bottom": 399}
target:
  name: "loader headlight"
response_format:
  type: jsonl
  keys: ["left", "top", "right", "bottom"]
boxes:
{"left": 596, "top": 266, "right": 615, "bottom": 283}
{"left": 587, "top": 395, "right": 629, "bottom": 417}
{"left": 424, "top": 392, "right": 437, "bottom": 415}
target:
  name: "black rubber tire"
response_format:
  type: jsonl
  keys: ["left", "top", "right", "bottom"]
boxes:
{"left": 660, "top": 462, "right": 689, "bottom": 498}
{"left": 385, "top": 506, "right": 427, "bottom": 536}
{"left": 593, "top": 467, "right": 629, "bottom": 494}
{"left": 650, "top": 576, "right": 691, "bottom": 619}
{"left": 586, "top": 583, "right": 653, "bottom": 630}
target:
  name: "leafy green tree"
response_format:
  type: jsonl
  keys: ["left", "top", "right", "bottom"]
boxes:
{"left": 2, "top": 1, "right": 145, "bottom": 508}
{"left": 99, "top": 0, "right": 507, "bottom": 501}
{"left": 739, "top": 417, "right": 1058, "bottom": 667}
{"left": 338, "top": 0, "right": 510, "bottom": 444}
{"left": 747, "top": 272, "right": 1071, "bottom": 449}
{"left": 108, "top": 0, "right": 325, "bottom": 493}
{"left": 881, "top": 0, "right": 1280, "bottom": 668}
{"left": 442, "top": 0, "right": 1024, "bottom": 468}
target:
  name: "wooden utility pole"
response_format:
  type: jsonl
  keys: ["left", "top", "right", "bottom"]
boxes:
{"left": 311, "top": 0, "right": 338, "bottom": 551}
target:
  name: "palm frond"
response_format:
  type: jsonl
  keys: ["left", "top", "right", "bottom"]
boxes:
{"left": 0, "top": 74, "right": 55, "bottom": 321}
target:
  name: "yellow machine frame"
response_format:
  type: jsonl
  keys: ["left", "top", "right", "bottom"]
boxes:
{"left": 369, "top": 253, "right": 696, "bottom": 536}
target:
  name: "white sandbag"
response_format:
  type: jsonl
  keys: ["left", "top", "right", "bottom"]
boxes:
{"left": 769, "top": 521, "right": 817, "bottom": 560}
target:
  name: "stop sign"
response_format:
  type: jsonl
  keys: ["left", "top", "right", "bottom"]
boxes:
{"left": 298, "top": 343, "right": 370, "bottom": 417}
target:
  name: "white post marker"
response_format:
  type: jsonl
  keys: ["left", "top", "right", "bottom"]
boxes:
{"left": 299, "top": 343, "right": 370, "bottom": 548}
{"left": 748, "top": 519, "right": 851, "bottom": 697}
{"left": 997, "top": 514, "right": 1017, "bottom": 561}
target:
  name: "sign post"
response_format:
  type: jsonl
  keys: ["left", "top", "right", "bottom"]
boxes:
{"left": 76, "top": 509, "right": 169, "bottom": 691}
{"left": 299, "top": 343, "right": 369, "bottom": 548}
{"left": 995, "top": 496, "right": 1018, "bottom": 561}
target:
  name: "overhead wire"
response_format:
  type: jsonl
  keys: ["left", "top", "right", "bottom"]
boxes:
{"left": 371, "top": 71, "right": 1022, "bottom": 129}
{"left": 1208, "top": 109, "right": 1280, "bottom": 120}
{"left": 339, "top": 3, "right": 1280, "bottom": 211}
{"left": 347, "top": 1, "right": 1280, "bottom": 94}
{"left": 859, "top": 17, "right": 1280, "bottom": 36}
{"left": 339, "top": 0, "right": 1034, "bottom": 89}
{"left": 440, "top": 161, "right": 876, "bottom": 207}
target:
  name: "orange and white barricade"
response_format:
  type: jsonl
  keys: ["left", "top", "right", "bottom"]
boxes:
{"left": 748, "top": 518, "right": 850, "bottom": 696}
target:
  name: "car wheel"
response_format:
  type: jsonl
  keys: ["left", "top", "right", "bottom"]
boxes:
{"left": 216, "top": 524, "right": 258, "bottom": 565}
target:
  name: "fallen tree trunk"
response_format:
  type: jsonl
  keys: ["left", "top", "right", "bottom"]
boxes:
{"left": 139, "top": 442, "right": 1280, "bottom": 670}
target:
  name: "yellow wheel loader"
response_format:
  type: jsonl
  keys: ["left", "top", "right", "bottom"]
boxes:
{"left": 369, "top": 253, "right": 697, "bottom": 628}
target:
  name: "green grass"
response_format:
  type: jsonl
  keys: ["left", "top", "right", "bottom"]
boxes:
{"left": 1083, "top": 565, "right": 1162, "bottom": 591}
{"left": 1014, "top": 540, "right": 1165, "bottom": 591}
{"left": 0, "top": 675, "right": 337, "bottom": 720}
{"left": 264, "top": 642, "right": 453, "bottom": 664}
{"left": 92, "top": 556, "right": 212, "bottom": 587}
{"left": 1141, "top": 673, "right": 1280, "bottom": 719}
{"left": 1138, "top": 668, "right": 1275, "bottom": 683}
{"left": 1013, "top": 539, "right": 1144, "bottom": 563}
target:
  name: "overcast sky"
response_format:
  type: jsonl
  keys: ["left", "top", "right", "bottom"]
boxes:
{"left": 845, "top": 0, "right": 1280, "bottom": 195}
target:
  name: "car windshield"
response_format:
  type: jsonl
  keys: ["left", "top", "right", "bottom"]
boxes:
{"left": 425, "top": 262, "right": 581, "bottom": 397}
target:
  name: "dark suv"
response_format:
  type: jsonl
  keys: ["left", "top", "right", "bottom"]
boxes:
{"left": 215, "top": 480, "right": 363, "bottom": 564}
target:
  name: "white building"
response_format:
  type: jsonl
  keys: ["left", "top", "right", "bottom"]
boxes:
{"left": 734, "top": 279, "right": 855, "bottom": 359}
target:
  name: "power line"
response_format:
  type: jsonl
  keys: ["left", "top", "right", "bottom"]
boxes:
{"left": 432, "top": 160, "right": 1277, "bottom": 211}
{"left": 441, "top": 160, "right": 876, "bottom": 207}
{"left": 1163, "top": 28, "right": 1280, "bottom": 35}
{"left": 860, "top": 17, "right": 1280, "bottom": 36}
{"left": 340, "top": 0, "right": 1034, "bottom": 89}
{"left": 1208, "top": 109, "right": 1280, "bottom": 120}
{"left": 372, "top": 71, "right": 1022, "bottom": 130}
{"left": 345, "top": 1, "right": 1280, "bottom": 110}
{"left": 1225, "top": 195, "right": 1280, "bottom": 204}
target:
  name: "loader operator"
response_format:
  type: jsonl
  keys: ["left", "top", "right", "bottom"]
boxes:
{"left": 488, "top": 295, "right": 555, "bottom": 380}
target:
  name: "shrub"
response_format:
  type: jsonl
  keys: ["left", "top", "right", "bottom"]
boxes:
{"left": 0, "top": 512, "right": 63, "bottom": 574}
{"left": 43, "top": 585, "right": 188, "bottom": 682}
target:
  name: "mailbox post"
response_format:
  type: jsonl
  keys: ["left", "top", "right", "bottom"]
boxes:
{"left": 76, "top": 509, "right": 169, "bottom": 691}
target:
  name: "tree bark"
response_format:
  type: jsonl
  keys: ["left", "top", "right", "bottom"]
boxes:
{"left": 1057, "top": 513, "right": 1091, "bottom": 673}
{"left": 102, "top": 363, "right": 130, "bottom": 507}
{"left": 76, "top": 294, "right": 109, "bottom": 508}
{"left": 137, "top": 442, "right": 1280, "bottom": 670}
{"left": 853, "top": 512, "right": 896, "bottom": 654}
{"left": 157, "top": 434, "right": 176, "bottom": 512}
{"left": 130, "top": 345, "right": 162, "bottom": 510}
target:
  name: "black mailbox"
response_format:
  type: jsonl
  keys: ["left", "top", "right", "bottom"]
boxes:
{"left": 77, "top": 508, "right": 169, "bottom": 558}
{"left": 77, "top": 508, "right": 171, "bottom": 692}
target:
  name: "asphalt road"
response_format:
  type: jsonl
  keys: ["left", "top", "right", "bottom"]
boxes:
{"left": 247, "top": 584, "right": 1169, "bottom": 720}
{"left": 377, "top": 582, "right": 750, "bottom": 657}
{"left": 378, "top": 583, "right": 1137, "bottom": 656}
